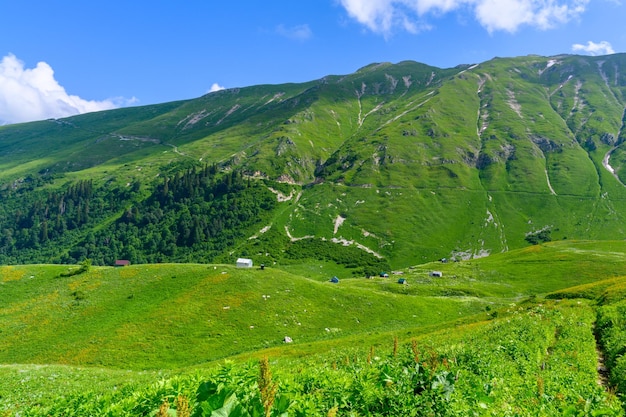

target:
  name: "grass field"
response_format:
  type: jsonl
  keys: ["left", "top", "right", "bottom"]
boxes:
{"left": 2, "top": 240, "right": 626, "bottom": 415}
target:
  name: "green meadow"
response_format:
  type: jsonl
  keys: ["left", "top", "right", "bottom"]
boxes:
{"left": 2, "top": 240, "right": 626, "bottom": 415}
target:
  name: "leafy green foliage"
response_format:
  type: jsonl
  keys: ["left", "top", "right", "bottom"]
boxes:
{"left": 3, "top": 300, "right": 623, "bottom": 416}
{"left": 0, "top": 243, "right": 625, "bottom": 414}
{"left": 545, "top": 272, "right": 626, "bottom": 409}
{"left": 58, "top": 259, "right": 92, "bottom": 277}
{"left": 596, "top": 291, "right": 626, "bottom": 399}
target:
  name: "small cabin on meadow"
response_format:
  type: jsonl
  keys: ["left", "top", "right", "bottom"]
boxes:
{"left": 330, "top": 276, "right": 339, "bottom": 283}
{"left": 114, "top": 260, "right": 130, "bottom": 267}
{"left": 429, "top": 271, "right": 443, "bottom": 277}
{"left": 236, "top": 258, "right": 253, "bottom": 268}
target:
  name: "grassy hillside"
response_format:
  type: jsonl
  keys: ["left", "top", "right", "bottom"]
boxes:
{"left": 2, "top": 54, "right": 626, "bottom": 268}
{"left": 0, "top": 263, "right": 481, "bottom": 370}
{"left": 2, "top": 240, "right": 626, "bottom": 414}
{"left": 1, "top": 240, "right": 625, "bottom": 368}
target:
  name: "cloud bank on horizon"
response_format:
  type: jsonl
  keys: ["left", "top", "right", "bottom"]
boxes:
{"left": 0, "top": 54, "right": 136, "bottom": 125}
{"left": 338, "top": 0, "right": 590, "bottom": 34}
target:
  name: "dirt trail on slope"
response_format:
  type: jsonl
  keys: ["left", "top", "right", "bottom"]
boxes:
{"left": 594, "top": 326, "right": 610, "bottom": 388}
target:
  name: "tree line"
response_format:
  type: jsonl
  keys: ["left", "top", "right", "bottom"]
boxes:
{"left": 0, "top": 165, "right": 275, "bottom": 265}
{"left": 79, "top": 168, "right": 276, "bottom": 265}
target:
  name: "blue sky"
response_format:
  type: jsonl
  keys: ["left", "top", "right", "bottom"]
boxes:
{"left": 0, "top": 0, "right": 623, "bottom": 124}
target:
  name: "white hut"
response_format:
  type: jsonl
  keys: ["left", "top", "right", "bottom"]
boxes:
{"left": 236, "top": 258, "right": 253, "bottom": 268}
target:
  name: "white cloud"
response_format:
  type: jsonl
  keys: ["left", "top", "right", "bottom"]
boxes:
{"left": 208, "top": 83, "right": 226, "bottom": 93}
{"left": 572, "top": 40, "right": 615, "bottom": 56}
{"left": 339, "top": 0, "right": 421, "bottom": 34}
{"left": 276, "top": 24, "right": 313, "bottom": 41}
{"left": 339, "top": 0, "right": 589, "bottom": 35}
{"left": 0, "top": 54, "right": 133, "bottom": 125}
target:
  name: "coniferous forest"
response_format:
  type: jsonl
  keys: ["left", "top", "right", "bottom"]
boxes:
{"left": 0, "top": 165, "right": 276, "bottom": 265}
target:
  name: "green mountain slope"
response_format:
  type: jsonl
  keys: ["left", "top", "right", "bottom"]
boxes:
{"left": 1, "top": 54, "right": 626, "bottom": 267}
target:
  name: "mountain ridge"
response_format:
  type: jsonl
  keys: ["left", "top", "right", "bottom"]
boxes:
{"left": 1, "top": 53, "right": 626, "bottom": 267}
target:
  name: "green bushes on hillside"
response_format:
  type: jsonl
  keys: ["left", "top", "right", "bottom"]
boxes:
{"left": 596, "top": 299, "right": 626, "bottom": 397}
{"left": 554, "top": 275, "right": 626, "bottom": 411}
{"left": 524, "top": 228, "right": 552, "bottom": 245}
{"left": 284, "top": 238, "right": 390, "bottom": 277}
